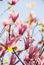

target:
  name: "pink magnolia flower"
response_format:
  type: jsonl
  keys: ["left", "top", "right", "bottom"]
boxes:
{"left": 19, "top": 24, "right": 27, "bottom": 35}
{"left": 10, "top": 53, "right": 19, "bottom": 65}
{"left": 28, "top": 11, "right": 37, "bottom": 25}
{"left": 6, "top": 34, "right": 21, "bottom": 48}
{"left": 0, "top": 45, "right": 5, "bottom": 57}
{"left": 11, "top": 0, "right": 19, "bottom": 5}
{"left": 37, "top": 55, "right": 44, "bottom": 65}
{"left": 24, "top": 33, "right": 34, "bottom": 49}
{"left": 15, "top": 19, "right": 30, "bottom": 35}
{"left": 28, "top": 45, "right": 40, "bottom": 60}
{"left": 24, "top": 54, "right": 35, "bottom": 65}
{"left": 3, "top": 19, "right": 10, "bottom": 31}
{"left": 9, "top": 11, "right": 19, "bottom": 23}
{"left": 15, "top": 19, "right": 30, "bottom": 28}
{"left": 24, "top": 54, "right": 30, "bottom": 63}
{"left": 29, "top": 59, "right": 35, "bottom": 65}
{"left": 24, "top": 45, "right": 40, "bottom": 65}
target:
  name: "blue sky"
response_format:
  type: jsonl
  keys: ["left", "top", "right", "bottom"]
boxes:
{"left": 0, "top": 0, "right": 44, "bottom": 65}
{"left": 0, "top": 0, "right": 44, "bottom": 30}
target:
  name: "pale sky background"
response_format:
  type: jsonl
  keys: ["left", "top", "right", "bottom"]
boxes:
{"left": 0, "top": 0, "right": 44, "bottom": 65}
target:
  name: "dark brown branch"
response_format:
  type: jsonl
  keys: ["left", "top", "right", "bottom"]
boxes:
{"left": 13, "top": 49, "right": 25, "bottom": 65}
{"left": 9, "top": 25, "right": 11, "bottom": 40}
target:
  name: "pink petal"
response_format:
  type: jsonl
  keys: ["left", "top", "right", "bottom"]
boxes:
{"left": 12, "top": 0, "right": 19, "bottom": 5}
{"left": 9, "top": 11, "right": 19, "bottom": 22}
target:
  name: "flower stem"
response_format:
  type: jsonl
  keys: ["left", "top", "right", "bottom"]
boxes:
{"left": 13, "top": 49, "right": 25, "bottom": 65}
{"left": 9, "top": 25, "right": 11, "bottom": 40}
{"left": 39, "top": 47, "right": 44, "bottom": 56}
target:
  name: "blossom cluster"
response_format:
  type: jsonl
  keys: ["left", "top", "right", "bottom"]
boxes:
{"left": 0, "top": 0, "right": 44, "bottom": 65}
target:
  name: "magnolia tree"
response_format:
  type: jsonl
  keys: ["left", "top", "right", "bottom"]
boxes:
{"left": 0, "top": 0, "right": 44, "bottom": 65}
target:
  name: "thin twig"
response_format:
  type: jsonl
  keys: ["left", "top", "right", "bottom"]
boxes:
{"left": 13, "top": 49, "right": 25, "bottom": 65}
{"left": 9, "top": 25, "right": 11, "bottom": 40}
{"left": 39, "top": 47, "right": 44, "bottom": 56}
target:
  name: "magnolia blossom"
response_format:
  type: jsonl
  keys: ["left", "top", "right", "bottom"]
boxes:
{"left": 24, "top": 45, "right": 40, "bottom": 65}
{"left": 3, "top": 19, "right": 10, "bottom": 31}
{"left": 19, "top": 24, "right": 27, "bottom": 35}
{"left": 28, "top": 11, "right": 37, "bottom": 25}
{"left": 24, "top": 33, "right": 34, "bottom": 49}
{"left": 6, "top": 33, "right": 21, "bottom": 48}
{"left": 10, "top": 53, "right": 19, "bottom": 65}
{"left": 15, "top": 19, "right": 30, "bottom": 35}
{"left": 0, "top": 45, "right": 5, "bottom": 57}
{"left": 15, "top": 19, "right": 29, "bottom": 28}
{"left": 11, "top": 0, "right": 19, "bottom": 5}
{"left": 28, "top": 45, "right": 40, "bottom": 59}
{"left": 37, "top": 55, "right": 44, "bottom": 65}
{"left": 9, "top": 11, "right": 19, "bottom": 23}
{"left": 24, "top": 54, "right": 35, "bottom": 65}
